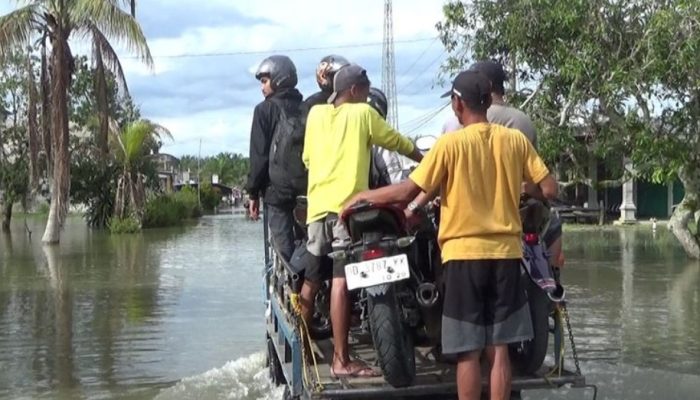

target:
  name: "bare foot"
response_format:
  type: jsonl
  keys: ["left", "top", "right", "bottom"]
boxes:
{"left": 330, "top": 359, "right": 380, "bottom": 378}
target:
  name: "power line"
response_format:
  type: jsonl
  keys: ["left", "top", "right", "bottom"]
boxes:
{"left": 397, "top": 37, "right": 438, "bottom": 77}
{"left": 397, "top": 49, "right": 446, "bottom": 95}
{"left": 404, "top": 102, "right": 450, "bottom": 135}
{"left": 401, "top": 102, "right": 449, "bottom": 130}
{"left": 123, "top": 37, "right": 436, "bottom": 60}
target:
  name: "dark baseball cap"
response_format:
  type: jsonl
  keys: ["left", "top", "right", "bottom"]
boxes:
{"left": 327, "top": 64, "right": 371, "bottom": 104}
{"left": 469, "top": 60, "right": 507, "bottom": 89}
{"left": 440, "top": 70, "right": 492, "bottom": 107}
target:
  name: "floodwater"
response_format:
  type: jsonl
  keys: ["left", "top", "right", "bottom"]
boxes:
{"left": 0, "top": 215, "right": 698, "bottom": 399}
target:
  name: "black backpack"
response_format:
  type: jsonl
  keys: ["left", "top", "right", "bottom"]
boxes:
{"left": 268, "top": 98, "right": 308, "bottom": 199}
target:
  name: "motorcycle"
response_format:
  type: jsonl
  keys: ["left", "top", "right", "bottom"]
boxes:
{"left": 415, "top": 134, "right": 565, "bottom": 376}
{"left": 289, "top": 194, "right": 442, "bottom": 388}
{"left": 332, "top": 200, "right": 443, "bottom": 387}
{"left": 509, "top": 195, "right": 566, "bottom": 374}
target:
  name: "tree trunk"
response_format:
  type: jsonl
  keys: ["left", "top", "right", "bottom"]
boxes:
{"left": 27, "top": 54, "right": 40, "bottom": 190}
{"left": 1, "top": 201, "right": 11, "bottom": 233}
{"left": 94, "top": 50, "right": 109, "bottom": 157}
{"left": 41, "top": 35, "right": 52, "bottom": 177}
{"left": 42, "top": 34, "right": 72, "bottom": 244}
{"left": 669, "top": 166, "right": 700, "bottom": 259}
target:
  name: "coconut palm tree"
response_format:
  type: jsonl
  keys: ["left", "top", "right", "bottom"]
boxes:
{"left": 113, "top": 120, "right": 172, "bottom": 223}
{"left": 0, "top": 0, "right": 152, "bottom": 243}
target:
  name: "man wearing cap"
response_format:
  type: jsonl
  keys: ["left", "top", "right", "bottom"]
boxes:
{"left": 300, "top": 63, "right": 423, "bottom": 378}
{"left": 346, "top": 70, "right": 558, "bottom": 399}
{"left": 442, "top": 60, "right": 565, "bottom": 270}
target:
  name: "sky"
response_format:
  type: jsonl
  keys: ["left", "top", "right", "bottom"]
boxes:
{"left": 1, "top": 0, "right": 458, "bottom": 157}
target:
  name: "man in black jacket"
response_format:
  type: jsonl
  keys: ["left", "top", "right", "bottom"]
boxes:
{"left": 245, "top": 55, "right": 304, "bottom": 261}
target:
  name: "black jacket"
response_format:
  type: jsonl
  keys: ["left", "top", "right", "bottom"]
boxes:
{"left": 245, "top": 88, "right": 303, "bottom": 205}
{"left": 301, "top": 90, "right": 331, "bottom": 118}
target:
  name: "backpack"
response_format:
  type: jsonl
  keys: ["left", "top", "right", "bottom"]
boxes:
{"left": 268, "top": 98, "right": 308, "bottom": 199}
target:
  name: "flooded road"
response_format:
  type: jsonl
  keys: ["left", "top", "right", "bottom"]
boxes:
{"left": 0, "top": 216, "right": 697, "bottom": 399}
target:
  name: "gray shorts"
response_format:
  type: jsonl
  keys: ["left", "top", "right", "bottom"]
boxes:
{"left": 441, "top": 259, "right": 533, "bottom": 356}
{"left": 305, "top": 214, "right": 351, "bottom": 281}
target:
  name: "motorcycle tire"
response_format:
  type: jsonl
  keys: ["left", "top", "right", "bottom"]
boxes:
{"left": 266, "top": 334, "right": 286, "bottom": 386}
{"left": 368, "top": 285, "right": 416, "bottom": 387}
{"left": 309, "top": 282, "right": 332, "bottom": 339}
{"left": 509, "top": 279, "right": 550, "bottom": 375}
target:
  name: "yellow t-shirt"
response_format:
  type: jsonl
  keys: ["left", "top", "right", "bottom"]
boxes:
{"left": 303, "top": 103, "right": 415, "bottom": 223}
{"left": 409, "top": 122, "right": 549, "bottom": 261}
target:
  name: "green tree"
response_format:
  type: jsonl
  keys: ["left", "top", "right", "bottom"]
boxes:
{"left": 0, "top": 129, "right": 29, "bottom": 232}
{"left": 202, "top": 152, "right": 249, "bottom": 186}
{"left": 437, "top": 0, "right": 700, "bottom": 258}
{"left": 113, "top": 120, "right": 172, "bottom": 223}
{"left": 69, "top": 53, "right": 142, "bottom": 229}
{"left": 0, "top": 0, "right": 152, "bottom": 244}
{"left": 0, "top": 48, "right": 35, "bottom": 232}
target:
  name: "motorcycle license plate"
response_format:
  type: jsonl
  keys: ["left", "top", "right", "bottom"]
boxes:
{"left": 345, "top": 254, "right": 410, "bottom": 291}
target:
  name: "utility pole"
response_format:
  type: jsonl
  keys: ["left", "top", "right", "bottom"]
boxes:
{"left": 197, "top": 138, "right": 201, "bottom": 207}
{"left": 382, "top": 0, "right": 399, "bottom": 129}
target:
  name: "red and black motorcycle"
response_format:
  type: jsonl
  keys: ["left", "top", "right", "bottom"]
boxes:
{"left": 291, "top": 196, "right": 442, "bottom": 388}
{"left": 331, "top": 201, "right": 443, "bottom": 387}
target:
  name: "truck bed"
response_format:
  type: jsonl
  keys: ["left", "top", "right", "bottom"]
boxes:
{"left": 305, "top": 337, "right": 584, "bottom": 399}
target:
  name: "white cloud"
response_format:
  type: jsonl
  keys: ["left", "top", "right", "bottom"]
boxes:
{"left": 0, "top": 0, "right": 456, "bottom": 156}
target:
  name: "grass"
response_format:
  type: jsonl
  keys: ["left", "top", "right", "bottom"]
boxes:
{"left": 108, "top": 216, "right": 141, "bottom": 234}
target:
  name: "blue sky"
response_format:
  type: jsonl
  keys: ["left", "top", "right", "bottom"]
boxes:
{"left": 1, "top": 0, "right": 456, "bottom": 157}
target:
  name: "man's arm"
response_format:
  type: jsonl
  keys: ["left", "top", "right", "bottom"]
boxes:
{"left": 406, "top": 146, "right": 423, "bottom": 163}
{"left": 349, "top": 136, "right": 447, "bottom": 210}
{"left": 368, "top": 109, "right": 421, "bottom": 162}
{"left": 346, "top": 179, "right": 423, "bottom": 210}
{"left": 522, "top": 138, "right": 556, "bottom": 201}
{"left": 537, "top": 175, "right": 558, "bottom": 201}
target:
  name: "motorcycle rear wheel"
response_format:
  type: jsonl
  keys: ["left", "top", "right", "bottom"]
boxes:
{"left": 368, "top": 285, "right": 416, "bottom": 387}
{"left": 509, "top": 279, "right": 550, "bottom": 375}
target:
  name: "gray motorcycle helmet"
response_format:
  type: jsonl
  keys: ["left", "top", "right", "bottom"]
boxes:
{"left": 255, "top": 55, "right": 298, "bottom": 90}
{"left": 316, "top": 54, "right": 350, "bottom": 92}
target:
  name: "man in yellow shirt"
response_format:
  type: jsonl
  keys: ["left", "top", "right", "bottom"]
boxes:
{"left": 301, "top": 64, "right": 422, "bottom": 378}
{"left": 346, "top": 70, "right": 558, "bottom": 399}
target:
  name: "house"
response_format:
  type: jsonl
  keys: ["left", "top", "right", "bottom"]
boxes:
{"left": 151, "top": 153, "right": 180, "bottom": 192}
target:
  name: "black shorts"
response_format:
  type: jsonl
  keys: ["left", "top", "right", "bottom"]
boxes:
{"left": 441, "top": 259, "right": 533, "bottom": 355}
{"left": 290, "top": 246, "right": 342, "bottom": 283}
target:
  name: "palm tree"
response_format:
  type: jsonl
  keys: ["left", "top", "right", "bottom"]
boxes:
{"left": 0, "top": 0, "right": 152, "bottom": 243}
{"left": 113, "top": 120, "right": 172, "bottom": 223}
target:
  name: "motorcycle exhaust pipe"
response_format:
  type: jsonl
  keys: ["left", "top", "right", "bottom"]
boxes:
{"left": 416, "top": 282, "right": 439, "bottom": 307}
{"left": 547, "top": 283, "right": 566, "bottom": 303}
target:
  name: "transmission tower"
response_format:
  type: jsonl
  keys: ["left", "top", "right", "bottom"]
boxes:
{"left": 382, "top": 0, "right": 399, "bottom": 129}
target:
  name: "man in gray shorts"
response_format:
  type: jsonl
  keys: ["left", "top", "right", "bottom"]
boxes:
{"left": 442, "top": 60, "right": 565, "bottom": 269}
{"left": 301, "top": 64, "right": 422, "bottom": 378}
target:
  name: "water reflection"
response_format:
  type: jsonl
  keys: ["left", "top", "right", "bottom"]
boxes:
{"left": 0, "top": 218, "right": 171, "bottom": 399}
{"left": 563, "top": 226, "right": 700, "bottom": 374}
{"left": 1, "top": 219, "right": 698, "bottom": 399}
{"left": 42, "top": 245, "right": 79, "bottom": 395}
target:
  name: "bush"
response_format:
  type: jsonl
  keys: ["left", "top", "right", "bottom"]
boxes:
{"left": 200, "top": 183, "right": 222, "bottom": 211}
{"left": 71, "top": 156, "right": 119, "bottom": 228}
{"left": 142, "top": 188, "right": 201, "bottom": 228}
{"left": 173, "top": 186, "right": 201, "bottom": 218}
{"left": 108, "top": 216, "right": 141, "bottom": 234}
{"left": 36, "top": 202, "right": 50, "bottom": 214}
